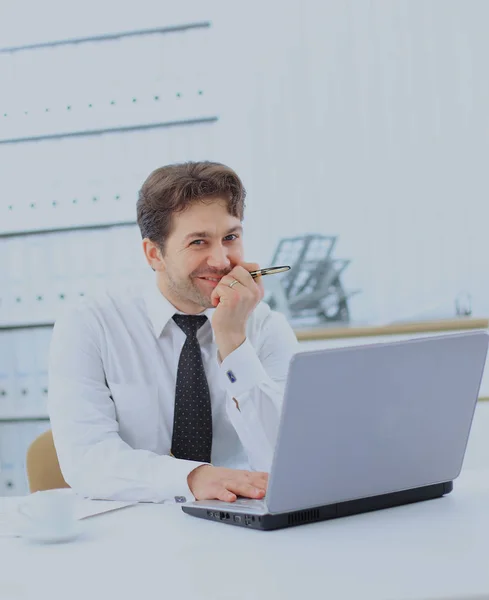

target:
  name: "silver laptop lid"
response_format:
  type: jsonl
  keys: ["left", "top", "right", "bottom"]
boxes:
{"left": 267, "top": 331, "right": 488, "bottom": 514}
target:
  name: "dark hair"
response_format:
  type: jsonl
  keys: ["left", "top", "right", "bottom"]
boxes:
{"left": 136, "top": 161, "right": 246, "bottom": 251}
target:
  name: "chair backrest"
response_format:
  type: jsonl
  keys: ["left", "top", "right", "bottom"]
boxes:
{"left": 26, "top": 429, "right": 69, "bottom": 493}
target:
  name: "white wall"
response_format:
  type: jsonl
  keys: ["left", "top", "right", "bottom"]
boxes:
{"left": 214, "top": 0, "right": 489, "bottom": 324}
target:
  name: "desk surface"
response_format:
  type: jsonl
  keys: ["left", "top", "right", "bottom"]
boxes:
{"left": 2, "top": 468, "right": 489, "bottom": 600}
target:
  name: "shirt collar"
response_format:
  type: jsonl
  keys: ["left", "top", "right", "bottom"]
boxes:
{"left": 143, "top": 280, "right": 216, "bottom": 339}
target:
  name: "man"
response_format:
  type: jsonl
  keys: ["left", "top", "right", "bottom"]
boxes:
{"left": 48, "top": 161, "right": 299, "bottom": 503}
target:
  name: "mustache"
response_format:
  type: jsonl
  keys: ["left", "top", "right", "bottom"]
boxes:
{"left": 191, "top": 268, "right": 231, "bottom": 279}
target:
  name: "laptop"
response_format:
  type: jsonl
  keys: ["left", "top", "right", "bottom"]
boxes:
{"left": 182, "top": 330, "right": 489, "bottom": 530}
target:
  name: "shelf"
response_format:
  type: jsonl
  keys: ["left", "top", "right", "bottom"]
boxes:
{"left": 0, "top": 416, "right": 49, "bottom": 422}
{"left": 0, "top": 116, "right": 219, "bottom": 145}
{"left": 0, "top": 22, "right": 211, "bottom": 54}
{"left": 0, "top": 220, "right": 137, "bottom": 239}
{"left": 0, "top": 322, "right": 55, "bottom": 331}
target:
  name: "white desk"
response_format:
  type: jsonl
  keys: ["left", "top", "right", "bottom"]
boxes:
{"left": 2, "top": 468, "right": 489, "bottom": 600}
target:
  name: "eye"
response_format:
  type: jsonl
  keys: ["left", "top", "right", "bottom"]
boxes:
{"left": 190, "top": 239, "right": 205, "bottom": 246}
{"left": 224, "top": 234, "right": 239, "bottom": 242}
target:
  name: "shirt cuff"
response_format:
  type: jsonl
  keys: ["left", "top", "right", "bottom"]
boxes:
{"left": 152, "top": 457, "right": 206, "bottom": 503}
{"left": 219, "top": 338, "right": 269, "bottom": 398}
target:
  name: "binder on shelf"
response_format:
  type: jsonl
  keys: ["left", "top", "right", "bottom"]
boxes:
{"left": 3, "top": 283, "right": 27, "bottom": 326}
{"left": 0, "top": 239, "right": 7, "bottom": 320}
{"left": 0, "top": 423, "right": 18, "bottom": 496}
{"left": 83, "top": 229, "right": 109, "bottom": 281}
{"left": 0, "top": 420, "right": 51, "bottom": 496}
{"left": 48, "top": 230, "right": 76, "bottom": 319}
{"left": 12, "top": 329, "right": 37, "bottom": 418}
{"left": 47, "top": 231, "right": 71, "bottom": 282}
{"left": 25, "top": 236, "right": 50, "bottom": 323}
{"left": 33, "top": 328, "right": 52, "bottom": 417}
{"left": 109, "top": 225, "right": 143, "bottom": 278}
{"left": 12, "top": 422, "right": 29, "bottom": 495}
{"left": 4, "top": 237, "right": 25, "bottom": 285}
{"left": 2, "top": 237, "right": 25, "bottom": 324}
{"left": 0, "top": 332, "right": 16, "bottom": 417}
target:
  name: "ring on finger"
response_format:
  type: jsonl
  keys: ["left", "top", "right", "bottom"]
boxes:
{"left": 228, "top": 279, "right": 239, "bottom": 289}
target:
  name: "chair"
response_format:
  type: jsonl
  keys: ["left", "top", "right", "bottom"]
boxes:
{"left": 26, "top": 429, "right": 69, "bottom": 493}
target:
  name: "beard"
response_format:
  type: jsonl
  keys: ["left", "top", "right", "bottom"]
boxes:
{"left": 165, "top": 265, "right": 231, "bottom": 309}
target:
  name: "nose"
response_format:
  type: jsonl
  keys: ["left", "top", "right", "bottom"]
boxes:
{"left": 207, "top": 243, "right": 231, "bottom": 270}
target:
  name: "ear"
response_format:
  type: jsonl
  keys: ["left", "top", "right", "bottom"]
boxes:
{"left": 142, "top": 238, "right": 165, "bottom": 272}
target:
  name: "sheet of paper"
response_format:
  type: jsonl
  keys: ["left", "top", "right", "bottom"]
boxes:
{"left": 0, "top": 495, "right": 138, "bottom": 537}
{"left": 75, "top": 498, "right": 137, "bottom": 520}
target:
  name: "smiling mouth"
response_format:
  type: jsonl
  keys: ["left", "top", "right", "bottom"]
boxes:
{"left": 197, "top": 276, "right": 221, "bottom": 282}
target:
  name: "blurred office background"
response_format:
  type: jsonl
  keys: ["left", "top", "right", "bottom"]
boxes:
{"left": 1, "top": 0, "right": 488, "bottom": 494}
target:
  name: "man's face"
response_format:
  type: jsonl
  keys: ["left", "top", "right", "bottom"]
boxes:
{"left": 159, "top": 198, "right": 244, "bottom": 313}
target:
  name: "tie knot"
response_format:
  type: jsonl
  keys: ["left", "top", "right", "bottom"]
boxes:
{"left": 172, "top": 314, "right": 207, "bottom": 337}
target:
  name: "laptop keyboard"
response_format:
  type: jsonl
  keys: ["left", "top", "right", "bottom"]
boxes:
{"left": 193, "top": 498, "right": 268, "bottom": 514}
{"left": 228, "top": 498, "right": 267, "bottom": 509}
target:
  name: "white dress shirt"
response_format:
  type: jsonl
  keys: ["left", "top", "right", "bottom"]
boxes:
{"left": 48, "top": 281, "right": 299, "bottom": 503}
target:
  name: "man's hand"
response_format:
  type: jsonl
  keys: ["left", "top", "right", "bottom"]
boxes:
{"left": 211, "top": 262, "right": 264, "bottom": 361}
{"left": 188, "top": 465, "right": 268, "bottom": 502}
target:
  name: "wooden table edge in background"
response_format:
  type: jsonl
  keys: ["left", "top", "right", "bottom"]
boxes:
{"left": 294, "top": 317, "right": 489, "bottom": 341}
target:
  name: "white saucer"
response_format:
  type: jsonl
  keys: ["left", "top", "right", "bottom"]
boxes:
{"left": 22, "top": 522, "right": 82, "bottom": 544}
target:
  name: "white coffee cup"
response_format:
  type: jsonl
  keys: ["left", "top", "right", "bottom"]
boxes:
{"left": 17, "top": 489, "right": 78, "bottom": 542}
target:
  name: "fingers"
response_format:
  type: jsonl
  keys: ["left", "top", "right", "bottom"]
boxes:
{"left": 216, "top": 489, "right": 237, "bottom": 502}
{"left": 210, "top": 280, "right": 240, "bottom": 307}
{"left": 220, "top": 267, "right": 261, "bottom": 297}
{"left": 229, "top": 265, "right": 258, "bottom": 290}
{"left": 214, "top": 472, "right": 268, "bottom": 503}
{"left": 232, "top": 264, "right": 264, "bottom": 300}
{"left": 189, "top": 466, "right": 269, "bottom": 502}
{"left": 243, "top": 470, "right": 268, "bottom": 486}
{"left": 210, "top": 272, "right": 253, "bottom": 307}
{"left": 224, "top": 470, "right": 268, "bottom": 499}
{"left": 210, "top": 262, "right": 264, "bottom": 307}
{"left": 224, "top": 479, "right": 266, "bottom": 499}
{"left": 249, "top": 472, "right": 269, "bottom": 489}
